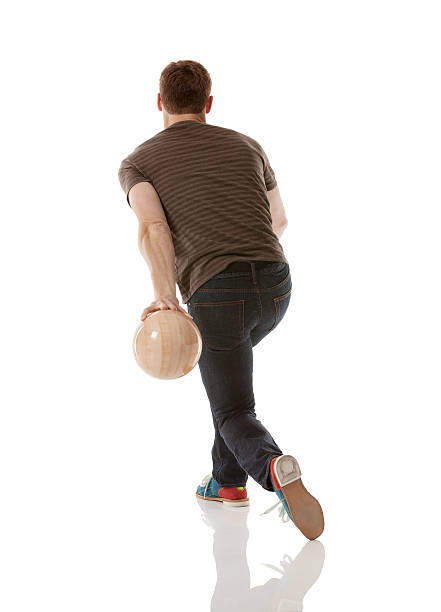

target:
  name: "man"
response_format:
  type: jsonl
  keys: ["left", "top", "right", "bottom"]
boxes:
{"left": 118, "top": 60, "right": 324, "bottom": 540}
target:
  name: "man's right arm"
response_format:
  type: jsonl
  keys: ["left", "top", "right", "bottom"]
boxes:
{"left": 267, "top": 185, "right": 289, "bottom": 238}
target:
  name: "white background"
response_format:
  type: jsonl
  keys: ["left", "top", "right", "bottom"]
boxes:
{"left": 1, "top": 1, "right": 440, "bottom": 610}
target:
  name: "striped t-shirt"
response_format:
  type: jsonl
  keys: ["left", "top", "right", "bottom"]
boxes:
{"left": 118, "top": 120, "right": 288, "bottom": 303}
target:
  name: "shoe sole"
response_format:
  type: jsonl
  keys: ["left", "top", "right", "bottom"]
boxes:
{"left": 195, "top": 493, "right": 250, "bottom": 507}
{"left": 271, "top": 455, "right": 324, "bottom": 540}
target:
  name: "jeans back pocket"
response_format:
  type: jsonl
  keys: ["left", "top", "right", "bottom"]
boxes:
{"left": 190, "top": 299, "right": 245, "bottom": 351}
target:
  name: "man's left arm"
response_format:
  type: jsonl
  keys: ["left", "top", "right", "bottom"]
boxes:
{"left": 127, "top": 181, "right": 192, "bottom": 322}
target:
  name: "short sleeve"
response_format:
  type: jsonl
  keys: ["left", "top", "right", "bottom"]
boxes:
{"left": 118, "top": 158, "right": 152, "bottom": 207}
{"left": 261, "top": 148, "right": 277, "bottom": 191}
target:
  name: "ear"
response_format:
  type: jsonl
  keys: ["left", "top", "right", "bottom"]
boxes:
{"left": 206, "top": 95, "right": 213, "bottom": 114}
{"left": 157, "top": 93, "right": 162, "bottom": 111}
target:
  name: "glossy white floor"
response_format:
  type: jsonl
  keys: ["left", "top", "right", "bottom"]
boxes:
{"left": 1, "top": 300, "right": 439, "bottom": 610}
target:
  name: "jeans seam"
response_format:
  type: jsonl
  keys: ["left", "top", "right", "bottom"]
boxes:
{"left": 193, "top": 299, "right": 244, "bottom": 305}
{"left": 256, "top": 288, "right": 262, "bottom": 327}
{"left": 268, "top": 288, "right": 292, "bottom": 333}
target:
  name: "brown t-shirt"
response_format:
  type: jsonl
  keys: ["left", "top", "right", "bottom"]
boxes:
{"left": 118, "top": 120, "right": 288, "bottom": 303}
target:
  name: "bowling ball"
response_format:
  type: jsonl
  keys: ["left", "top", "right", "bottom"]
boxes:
{"left": 132, "top": 309, "right": 202, "bottom": 379}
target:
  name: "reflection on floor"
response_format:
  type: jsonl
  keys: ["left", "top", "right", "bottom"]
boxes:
{"left": 196, "top": 498, "right": 325, "bottom": 612}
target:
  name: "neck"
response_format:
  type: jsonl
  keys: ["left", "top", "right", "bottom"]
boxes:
{"left": 164, "top": 113, "right": 206, "bottom": 129}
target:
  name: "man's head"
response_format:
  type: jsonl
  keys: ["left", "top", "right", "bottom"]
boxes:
{"left": 158, "top": 60, "right": 213, "bottom": 126}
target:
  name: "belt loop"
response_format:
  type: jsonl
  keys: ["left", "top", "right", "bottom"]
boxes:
{"left": 250, "top": 261, "right": 257, "bottom": 285}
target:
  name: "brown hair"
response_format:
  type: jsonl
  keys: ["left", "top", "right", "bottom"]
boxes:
{"left": 159, "top": 60, "right": 212, "bottom": 114}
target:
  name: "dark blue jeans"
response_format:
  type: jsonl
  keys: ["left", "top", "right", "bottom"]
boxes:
{"left": 186, "top": 260, "right": 293, "bottom": 492}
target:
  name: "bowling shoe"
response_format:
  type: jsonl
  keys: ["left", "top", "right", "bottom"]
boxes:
{"left": 196, "top": 474, "right": 249, "bottom": 506}
{"left": 262, "top": 455, "right": 324, "bottom": 540}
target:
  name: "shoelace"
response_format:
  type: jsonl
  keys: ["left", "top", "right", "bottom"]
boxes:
{"left": 260, "top": 499, "right": 290, "bottom": 523}
{"left": 199, "top": 473, "right": 213, "bottom": 498}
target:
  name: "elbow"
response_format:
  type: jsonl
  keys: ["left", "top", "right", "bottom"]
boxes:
{"left": 137, "top": 220, "right": 169, "bottom": 251}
